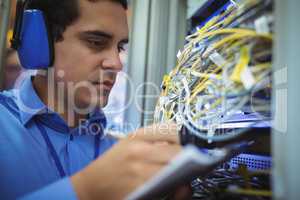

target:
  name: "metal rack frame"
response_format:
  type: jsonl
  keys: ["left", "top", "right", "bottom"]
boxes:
{"left": 125, "top": 0, "right": 187, "bottom": 128}
{"left": 0, "top": 0, "right": 11, "bottom": 90}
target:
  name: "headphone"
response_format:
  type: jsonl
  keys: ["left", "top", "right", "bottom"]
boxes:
{"left": 11, "top": 0, "right": 54, "bottom": 69}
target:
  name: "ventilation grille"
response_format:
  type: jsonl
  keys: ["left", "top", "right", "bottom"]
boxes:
{"left": 229, "top": 154, "right": 272, "bottom": 171}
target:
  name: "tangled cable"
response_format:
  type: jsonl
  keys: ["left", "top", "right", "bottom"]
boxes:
{"left": 154, "top": 0, "right": 273, "bottom": 142}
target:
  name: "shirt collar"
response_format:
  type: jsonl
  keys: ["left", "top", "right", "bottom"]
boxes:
{"left": 89, "top": 108, "right": 107, "bottom": 128}
{"left": 15, "top": 76, "right": 48, "bottom": 125}
{"left": 72, "top": 108, "right": 107, "bottom": 135}
{"left": 15, "top": 76, "right": 107, "bottom": 131}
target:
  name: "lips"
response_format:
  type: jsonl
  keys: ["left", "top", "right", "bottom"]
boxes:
{"left": 102, "top": 80, "right": 114, "bottom": 89}
{"left": 91, "top": 80, "right": 115, "bottom": 90}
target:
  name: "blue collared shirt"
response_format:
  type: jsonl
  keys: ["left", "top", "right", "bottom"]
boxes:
{"left": 0, "top": 77, "right": 116, "bottom": 200}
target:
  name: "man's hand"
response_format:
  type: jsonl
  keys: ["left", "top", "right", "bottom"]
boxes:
{"left": 71, "top": 123, "right": 181, "bottom": 200}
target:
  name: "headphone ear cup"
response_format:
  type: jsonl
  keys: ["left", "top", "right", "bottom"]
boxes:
{"left": 17, "top": 9, "right": 54, "bottom": 69}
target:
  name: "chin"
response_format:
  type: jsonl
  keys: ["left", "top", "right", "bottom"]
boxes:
{"left": 91, "top": 96, "right": 109, "bottom": 109}
{"left": 72, "top": 97, "right": 107, "bottom": 113}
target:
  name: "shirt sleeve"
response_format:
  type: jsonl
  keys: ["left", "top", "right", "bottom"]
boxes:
{"left": 18, "top": 178, "right": 78, "bottom": 200}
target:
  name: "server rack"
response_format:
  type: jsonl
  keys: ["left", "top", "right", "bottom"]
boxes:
{"left": 126, "top": 0, "right": 300, "bottom": 199}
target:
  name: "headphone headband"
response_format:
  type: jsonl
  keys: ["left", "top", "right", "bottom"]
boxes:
{"left": 11, "top": 0, "right": 27, "bottom": 49}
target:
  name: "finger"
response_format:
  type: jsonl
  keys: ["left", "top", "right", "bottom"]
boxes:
{"left": 131, "top": 123, "right": 180, "bottom": 144}
{"left": 142, "top": 143, "right": 182, "bottom": 165}
{"left": 136, "top": 162, "right": 168, "bottom": 183}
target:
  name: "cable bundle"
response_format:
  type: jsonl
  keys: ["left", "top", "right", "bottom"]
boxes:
{"left": 191, "top": 168, "right": 271, "bottom": 200}
{"left": 154, "top": 0, "right": 273, "bottom": 142}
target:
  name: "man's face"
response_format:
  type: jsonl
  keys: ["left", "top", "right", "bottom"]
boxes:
{"left": 53, "top": 0, "right": 128, "bottom": 110}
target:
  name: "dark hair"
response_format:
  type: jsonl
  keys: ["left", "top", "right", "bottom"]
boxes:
{"left": 27, "top": 0, "right": 127, "bottom": 42}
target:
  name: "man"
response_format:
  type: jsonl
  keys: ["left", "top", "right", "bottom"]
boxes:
{"left": 0, "top": 0, "right": 185, "bottom": 199}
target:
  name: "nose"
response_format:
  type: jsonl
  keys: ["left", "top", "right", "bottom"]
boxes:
{"left": 102, "top": 48, "right": 123, "bottom": 72}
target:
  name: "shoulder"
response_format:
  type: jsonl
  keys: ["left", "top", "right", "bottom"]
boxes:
{"left": 0, "top": 89, "right": 20, "bottom": 122}
{"left": 0, "top": 90, "right": 25, "bottom": 140}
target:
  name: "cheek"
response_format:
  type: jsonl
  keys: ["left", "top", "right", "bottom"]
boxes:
{"left": 72, "top": 85, "right": 111, "bottom": 108}
{"left": 54, "top": 42, "right": 100, "bottom": 82}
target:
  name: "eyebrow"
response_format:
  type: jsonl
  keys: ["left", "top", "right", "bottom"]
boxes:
{"left": 79, "top": 30, "right": 113, "bottom": 39}
{"left": 79, "top": 30, "right": 129, "bottom": 43}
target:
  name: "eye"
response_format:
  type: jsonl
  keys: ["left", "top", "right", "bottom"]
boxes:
{"left": 118, "top": 43, "right": 129, "bottom": 53}
{"left": 85, "top": 39, "right": 108, "bottom": 51}
{"left": 87, "top": 40, "right": 104, "bottom": 47}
